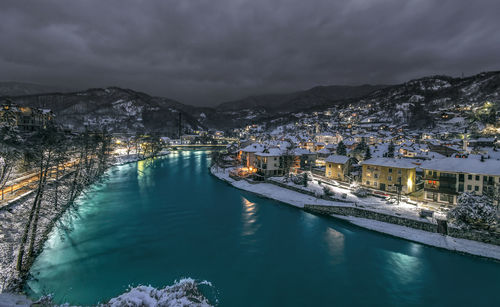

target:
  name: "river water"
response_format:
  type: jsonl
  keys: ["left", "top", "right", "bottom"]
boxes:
{"left": 26, "top": 151, "right": 500, "bottom": 306}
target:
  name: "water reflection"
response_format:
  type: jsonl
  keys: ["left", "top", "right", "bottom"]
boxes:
{"left": 241, "top": 197, "right": 260, "bottom": 237}
{"left": 386, "top": 250, "right": 422, "bottom": 285}
{"left": 137, "top": 159, "right": 154, "bottom": 192}
{"left": 325, "top": 227, "right": 345, "bottom": 266}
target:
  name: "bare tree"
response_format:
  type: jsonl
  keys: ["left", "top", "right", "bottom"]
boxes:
{"left": 16, "top": 124, "right": 62, "bottom": 272}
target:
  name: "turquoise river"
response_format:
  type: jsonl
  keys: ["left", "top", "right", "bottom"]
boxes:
{"left": 27, "top": 151, "right": 499, "bottom": 306}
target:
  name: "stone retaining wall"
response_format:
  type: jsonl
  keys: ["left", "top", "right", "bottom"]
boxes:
{"left": 448, "top": 227, "right": 500, "bottom": 246}
{"left": 305, "top": 204, "right": 500, "bottom": 246}
{"left": 304, "top": 204, "right": 437, "bottom": 232}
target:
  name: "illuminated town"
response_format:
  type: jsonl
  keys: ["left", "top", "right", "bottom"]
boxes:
{"left": 1, "top": 1, "right": 499, "bottom": 306}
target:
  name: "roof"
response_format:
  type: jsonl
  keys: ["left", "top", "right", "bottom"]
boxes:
{"left": 255, "top": 148, "right": 283, "bottom": 157}
{"left": 325, "top": 155, "right": 350, "bottom": 164}
{"left": 316, "top": 148, "right": 331, "bottom": 154}
{"left": 241, "top": 143, "right": 265, "bottom": 153}
{"left": 292, "top": 148, "right": 314, "bottom": 156}
{"left": 360, "top": 157, "right": 417, "bottom": 169}
{"left": 421, "top": 157, "right": 500, "bottom": 176}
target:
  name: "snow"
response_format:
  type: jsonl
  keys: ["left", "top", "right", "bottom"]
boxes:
{"left": 360, "top": 157, "right": 417, "bottom": 169}
{"left": 421, "top": 157, "right": 500, "bottom": 176}
{"left": 107, "top": 278, "right": 213, "bottom": 307}
{"left": 0, "top": 279, "right": 215, "bottom": 306}
{"left": 0, "top": 293, "right": 31, "bottom": 306}
{"left": 332, "top": 215, "right": 500, "bottom": 260}
{"left": 325, "top": 154, "right": 349, "bottom": 164}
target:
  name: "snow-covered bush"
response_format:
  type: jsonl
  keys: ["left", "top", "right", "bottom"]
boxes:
{"left": 323, "top": 185, "right": 335, "bottom": 197}
{"left": 291, "top": 174, "right": 305, "bottom": 185}
{"left": 106, "top": 278, "right": 214, "bottom": 307}
{"left": 447, "top": 192, "right": 497, "bottom": 229}
{"left": 350, "top": 183, "right": 369, "bottom": 198}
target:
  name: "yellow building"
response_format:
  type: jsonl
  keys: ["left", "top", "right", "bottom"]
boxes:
{"left": 360, "top": 158, "right": 417, "bottom": 194}
{"left": 325, "top": 155, "right": 354, "bottom": 182}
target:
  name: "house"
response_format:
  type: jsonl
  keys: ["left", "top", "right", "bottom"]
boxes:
{"left": 292, "top": 148, "right": 317, "bottom": 170}
{"left": 325, "top": 155, "right": 357, "bottom": 182}
{"left": 255, "top": 148, "right": 284, "bottom": 177}
{"left": 360, "top": 158, "right": 417, "bottom": 194}
{"left": 239, "top": 143, "right": 265, "bottom": 167}
{"left": 421, "top": 157, "right": 500, "bottom": 205}
{"left": 315, "top": 132, "right": 342, "bottom": 145}
{"left": 0, "top": 103, "right": 54, "bottom": 132}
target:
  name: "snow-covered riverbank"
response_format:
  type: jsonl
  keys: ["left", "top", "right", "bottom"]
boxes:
{"left": 210, "top": 166, "right": 500, "bottom": 261}
{"left": 0, "top": 278, "right": 214, "bottom": 306}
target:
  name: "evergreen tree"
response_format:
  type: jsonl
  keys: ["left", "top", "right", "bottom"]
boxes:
{"left": 364, "top": 147, "right": 372, "bottom": 160}
{"left": 387, "top": 141, "right": 395, "bottom": 158}
{"left": 336, "top": 141, "right": 347, "bottom": 156}
{"left": 448, "top": 192, "right": 497, "bottom": 229}
{"left": 487, "top": 108, "right": 497, "bottom": 124}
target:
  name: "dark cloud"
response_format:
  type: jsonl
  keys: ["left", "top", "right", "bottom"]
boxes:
{"left": 0, "top": 0, "right": 499, "bottom": 106}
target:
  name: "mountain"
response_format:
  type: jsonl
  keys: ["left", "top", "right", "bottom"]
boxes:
{"left": 0, "top": 87, "right": 207, "bottom": 135}
{"left": 216, "top": 84, "right": 386, "bottom": 112}
{"left": 1, "top": 71, "right": 499, "bottom": 134}
{"left": 0, "top": 81, "right": 76, "bottom": 96}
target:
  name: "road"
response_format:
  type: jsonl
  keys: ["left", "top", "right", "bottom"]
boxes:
{"left": 0, "top": 161, "right": 77, "bottom": 206}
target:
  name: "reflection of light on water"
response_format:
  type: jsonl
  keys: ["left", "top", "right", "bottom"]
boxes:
{"left": 137, "top": 159, "right": 154, "bottom": 191}
{"left": 386, "top": 251, "right": 422, "bottom": 285}
{"left": 302, "top": 212, "right": 317, "bottom": 231}
{"left": 325, "top": 227, "right": 345, "bottom": 265}
{"left": 409, "top": 243, "right": 422, "bottom": 256}
{"left": 195, "top": 151, "right": 201, "bottom": 172}
{"left": 242, "top": 197, "right": 260, "bottom": 236}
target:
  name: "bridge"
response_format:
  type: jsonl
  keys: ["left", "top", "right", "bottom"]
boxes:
{"left": 166, "top": 144, "right": 228, "bottom": 148}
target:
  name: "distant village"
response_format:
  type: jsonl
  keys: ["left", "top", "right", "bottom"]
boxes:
{"left": 215, "top": 100, "right": 500, "bottom": 221}
{"left": 1, "top": 98, "right": 499, "bottom": 224}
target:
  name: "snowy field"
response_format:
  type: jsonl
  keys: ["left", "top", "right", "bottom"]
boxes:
{"left": 211, "top": 166, "right": 500, "bottom": 260}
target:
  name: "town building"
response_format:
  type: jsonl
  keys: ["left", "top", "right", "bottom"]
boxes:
{"left": 0, "top": 103, "right": 53, "bottom": 132}
{"left": 421, "top": 157, "right": 500, "bottom": 205}
{"left": 360, "top": 158, "right": 417, "bottom": 194}
{"left": 239, "top": 143, "right": 265, "bottom": 167}
{"left": 255, "top": 148, "right": 284, "bottom": 177}
{"left": 325, "top": 155, "right": 357, "bottom": 182}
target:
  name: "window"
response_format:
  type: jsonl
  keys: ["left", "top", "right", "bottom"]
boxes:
{"left": 468, "top": 174, "right": 472, "bottom": 180}
{"left": 388, "top": 176, "right": 392, "bottom": 181}
{"left": 467, "top": 185, "right": 472, "bottom": 190}
{"left": 374, "top": 174, "right": 379, "bottom": 179}
{"left": 474, "top": 186, "right": 479, "bottom": 192}
{"left": 389, "top": 168, "right": 393, "bottom": 173}
{"left": 459, "top": 174, "right": 464, "bottom": 182}
{"left": 374, "top": 182, "right": 378, "bottom": 187}
{"left": 398, "top": 170, "right": 402, "bottom": 174}
{"left": 475, "top": 175, "right": 480, "bottom": 181}
{"left": 458, "top": 184, "right": 464, "bottom": 192}
{"left": 366, "top": 181, "right": 370, "bottom": 185}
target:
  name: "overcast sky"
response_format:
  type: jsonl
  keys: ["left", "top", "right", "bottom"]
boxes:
{"left": 0, "top": 0, "right": 499, "bottom": 106}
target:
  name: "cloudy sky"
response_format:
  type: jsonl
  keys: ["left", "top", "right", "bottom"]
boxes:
{"left": 0, "top": 0, "right": 499, "bottom": 106}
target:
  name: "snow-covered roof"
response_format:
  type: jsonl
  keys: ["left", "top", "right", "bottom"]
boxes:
{"left": 325, "top": 155, "right": 350, "bottom": 164}
{"left": 316, "top": 148, "right": 331, "bottom": 154}
{"left": 293, "top": 148, "right": 314, "bottom": 156}
{"left": 241, "top": 143, "right": 265, "bottom": 153}
{"left": 360, "top": 157, "right": 417, "bottom": 169}
{"left": 255, "top": 148, "right": 284, "bottom": 157}
{"left": 421, "top": 157, "right": 500, "bottom": 176}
